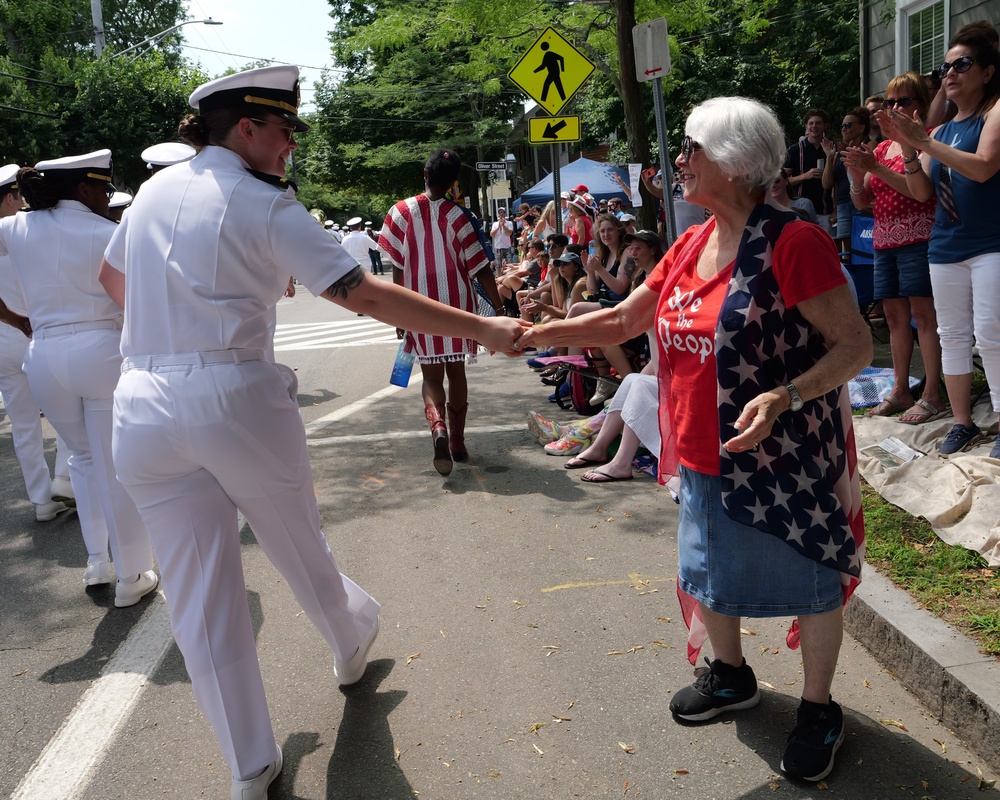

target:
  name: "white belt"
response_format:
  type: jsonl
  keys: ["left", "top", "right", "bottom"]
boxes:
{"left": 122, "top": 348, "right": 265, "bottom": 372}
{"left": 33, "top": 319, "right": 121, "bottom": 340}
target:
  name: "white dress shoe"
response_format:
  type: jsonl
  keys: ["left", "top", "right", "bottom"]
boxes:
{"left": 334, "top": 616, "right": 380, "bottom": 686}
{"left": 50, "top": 476, "right": 76, "bottom": 506}
{"left": 34, "top": 500, "right": 70, "bottom": 522}
{"left": 114, "top": 570, "right": 159, "bottom": 608}
{"left": 589, "top": 378, "right": 618, "bottom": 408}
{"left": 231, "top": 747, "right": 282, "bottom": 800}
{"left": 83, "top": 561, "right": 116, "bottom": 586}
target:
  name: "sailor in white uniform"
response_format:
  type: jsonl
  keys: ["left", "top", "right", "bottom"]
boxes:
{"left": 99, "top": 65, "right": 527, "bottom": 800}
{"left": 0, "top": 164, "right": 71, "bottom": 522}
{"left": 0, "top": 152, "right": 156, "bottom": 604}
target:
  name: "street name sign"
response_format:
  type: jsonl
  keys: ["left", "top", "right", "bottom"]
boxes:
{"left": 476, "top": 161, "right": 508, "bottom": 171}
{"left": 507, "top": 27, "right": 596, "bottom": 116}
{"left": 527, "top": 115, "right": 581, "bottom": 144}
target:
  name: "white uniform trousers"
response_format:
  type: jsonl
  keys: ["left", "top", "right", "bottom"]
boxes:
{"left": 0, "top": 324, "right": 68, "bottom": 504}
{"left": 24, "top": 326, "right": 152, "bottom": 574}
{"left": 112, "top": 357, "right": 380, "bottom": 781}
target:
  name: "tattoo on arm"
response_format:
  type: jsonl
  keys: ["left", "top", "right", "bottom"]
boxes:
{"left": 324, "top": 266, "right": 365, "bottom": 300}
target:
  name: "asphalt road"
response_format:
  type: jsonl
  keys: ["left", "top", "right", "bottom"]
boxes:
{"left": 1, "top": 283, "right": 996, "bottom": 799}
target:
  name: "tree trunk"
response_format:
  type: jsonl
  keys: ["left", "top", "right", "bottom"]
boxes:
{"left": 614, "top": 0, "right": 656, "bottom": 232}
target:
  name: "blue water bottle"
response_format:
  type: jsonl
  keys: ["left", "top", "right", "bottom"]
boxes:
{"left": 389, "top": 340, "right": 415, "bottom": 387}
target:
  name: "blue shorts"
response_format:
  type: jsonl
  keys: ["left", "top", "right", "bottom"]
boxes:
{"left": 835, "top": 201, "right": 855, "bottom": 239}
{"left": 873, "top": 240, "right": 932, "bottom": 299}
{"left": 677, "top": 467, "right": 843, "bottom": 618}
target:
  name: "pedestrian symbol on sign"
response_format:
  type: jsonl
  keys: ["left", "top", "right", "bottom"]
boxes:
{"left": 534, "top": 42, "right": 565, "bottom": 103}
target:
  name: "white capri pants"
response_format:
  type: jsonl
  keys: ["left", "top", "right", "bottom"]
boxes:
{"left": 112, "top": 354, "right": 380, "bottom": 781}
{"left": 0, "top": 324, "right": 68, "bottom": 505}
{"left": 23, "top": 324, "right": 152, "bottom": 573}
{"left": 930, "top": 252, "right": 1000, "bottom": 411}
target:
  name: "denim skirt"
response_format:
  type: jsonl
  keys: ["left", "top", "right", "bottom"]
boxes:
{"left": 677, "top": 467, "right": 843, "bottom": 618}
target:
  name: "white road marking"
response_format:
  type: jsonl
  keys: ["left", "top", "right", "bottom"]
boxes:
{"left": 307, "top": 423, "right": 523, "bottom": 447}
{"left": 303, "top": 375, "right": 423, "bottom": 435}
{"left": 10, "top": 598, "right": 174, "bottom": 800}
{"left": 273, "top": 319, "right": 397, "bottom": 352}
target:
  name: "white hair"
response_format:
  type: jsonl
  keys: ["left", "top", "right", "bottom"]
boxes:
{"left": 686, "top": 97, "right": 785, "bottom": 191}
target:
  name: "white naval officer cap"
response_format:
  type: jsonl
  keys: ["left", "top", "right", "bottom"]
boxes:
{"left": 346, "top": 216, "right": 362, "bottom": 227}
{"left": 141, "top": 142, "right": 196, "bottom": 170}
{"left": 0, "top": 163, "right": 19, "bottom": 191}
{"left": 35, "top": 149, "right": 115, "bottom": 193}
{"left": 109, "top": 191, "right": 133, "bottom": 209}
{"left": 324, "top": 220, "right": 334, "bottom": 228}
{"left": 189, "top": 65, "right": 309, "bottom": 133}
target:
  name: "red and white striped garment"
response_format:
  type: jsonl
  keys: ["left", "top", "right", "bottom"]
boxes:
{"left": 379, "top": 194, "right": 489, "bottom": 362}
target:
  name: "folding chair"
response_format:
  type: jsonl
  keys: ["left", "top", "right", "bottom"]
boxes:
{"left": 843, "top": 215, "right": 876, "bottom": 326}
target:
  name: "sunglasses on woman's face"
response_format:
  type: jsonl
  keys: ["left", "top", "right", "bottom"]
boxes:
{"left": 681, "top": 135, "right": 702, "bottom": 161}
{"left": 883, "top": 97, "right": 914, "bottom": 108}
{"left": 841, "top": 121, "right": 859, "bottom": 129}
{"left": 937, "top": 55, "right": 975, "bottom": 78}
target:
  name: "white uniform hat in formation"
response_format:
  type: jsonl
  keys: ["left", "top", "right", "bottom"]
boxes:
{"left": 364, "top": 221, "right": 372, "bottom": 226}
{"left": 324, "top": 220, "right": 334, "bottom": 228}
{"left": 189, "top": 65, "right": 309, "bottom": 132}
{"left": 109, "top": 191, "right": 133, "bottom": 209}
{"left": 35, "top": 149, "right": 115, "bottom": 192}
{"left": 141, "top": 142, "right": 196, "bottom": 170}
{"left": 0, "top": 163, "right": 18, "bottom": 190}
{"left": 346, "top": 216, "right": 362, "bottom": 227}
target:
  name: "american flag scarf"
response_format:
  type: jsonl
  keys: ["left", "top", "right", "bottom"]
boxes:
{"left": 661, "top": 197, "right": 866, "bottom": 664}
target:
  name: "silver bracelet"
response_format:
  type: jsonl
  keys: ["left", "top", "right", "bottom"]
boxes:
{"left": 850, "top": 183, "right": 865, "bottom": 195}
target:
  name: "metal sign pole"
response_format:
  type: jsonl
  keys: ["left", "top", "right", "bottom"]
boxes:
{"left": 653, "top": 76, "right": 677, "bottom": 246}
{"left": 552, "top": 144, "right": 563, "bottom": 235}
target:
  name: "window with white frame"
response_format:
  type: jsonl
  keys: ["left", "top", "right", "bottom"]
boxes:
{"left": 896, "top": 0, "right": 948, "bottom": 74}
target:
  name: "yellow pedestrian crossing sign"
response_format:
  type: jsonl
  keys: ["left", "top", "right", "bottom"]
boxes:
{"left": 507, "top": 27, "right": 596, "bottom": 116}
{"left": 528, "top": 115, "right": 581, "bottom": 145}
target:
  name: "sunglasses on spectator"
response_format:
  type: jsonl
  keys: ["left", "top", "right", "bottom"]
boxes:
{"left": 883, "top": 97, "right": 914, "bottom": 108}
{"left": 937, "top": 55, "right": 975, "bottom": 78}
{"left": 681, "top": 135, "right": 702, "bottom": 161}
{"left": 841, "top": 121, "right": 859, "bottom": 128}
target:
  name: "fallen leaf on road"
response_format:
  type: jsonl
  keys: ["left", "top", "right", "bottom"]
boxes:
{"left": 618, "top": 741, "right": 635, "bottom": 754}
{"left": 933, "top": 738, "right": 947, "bottom": 753}
{"left": 552, "top": 715, "right": 571, "bottom": 722}
{"left": 406, "top": 652, "right": 421, "bottom": 665}
{"left": 768, "top": 783, "right": 780, "bottom": 791}
{"left": 487, "top": 771, "right": 501, "bottom": 778}
{"left": 978, "top": 767, "right": 997, "bottom": 790}
{"left": 657, "top": 617, "right": 673, "bottom": 623}
{"left": 12, "top": 669, "right": 26, "bottom": 677}
{"left": 740, "top": 628, "right": 757, "bottom": 636}
{"left": 879, "top": 718, "right": 908, "bottom": 731}
{"left": 674, "top": 769, "right": 689, "bottom": 775}
{"left": 607, "top": 650, "right": 625, "bottom": 656}
{"left": 652, "top": 640, "right": 670, "bottom": 649}
{"left": 532, "top": 743, "right": 544, "bottom": 756}
{"left": 394, "top": 747, "right": 401, "bottom": 760}
{"left": 529, "top": 722, "right": 546, "bottom": 734}
{"left": 628, "top": 645, "right": 644, "bottom": 654}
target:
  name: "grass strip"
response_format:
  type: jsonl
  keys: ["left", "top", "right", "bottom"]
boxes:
{"left": 861, "top": 481, "right": 1000, "bottom": 657}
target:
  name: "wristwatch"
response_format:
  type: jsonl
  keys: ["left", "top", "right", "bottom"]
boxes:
{"left": 785, "top": 381, "right": 803, "bottom": 412}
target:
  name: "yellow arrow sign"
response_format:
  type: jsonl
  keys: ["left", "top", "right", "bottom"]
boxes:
{"left": 507, "top": 27, "right": 596, "bottom": 116}
{"left": 528, "top": 115, "right": 581, "bottom": 145}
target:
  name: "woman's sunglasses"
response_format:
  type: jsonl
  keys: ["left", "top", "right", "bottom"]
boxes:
{"left": 840, "top": 121, "right": 858, "bottom": 129}
{"left": 681, "top": 135, "right": 702, "bottom": 161}
{"left": 937, "top": 55, "right": 975, "bottom": 78}
{"left": 883, "top": 97, "right": 914, "bottom": 108}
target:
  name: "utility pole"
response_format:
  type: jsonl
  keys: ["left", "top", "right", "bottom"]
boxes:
{"left": 91, "top": 0, "right": 106, "bottom": 55}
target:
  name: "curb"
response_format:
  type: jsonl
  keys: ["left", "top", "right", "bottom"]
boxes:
{"left": 845, "top": 566, "right": 1000, "bottom": 773}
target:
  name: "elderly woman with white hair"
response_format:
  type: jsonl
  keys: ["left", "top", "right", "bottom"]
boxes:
{"left": 515, "top": 97, "right": 871, "bottom": 782}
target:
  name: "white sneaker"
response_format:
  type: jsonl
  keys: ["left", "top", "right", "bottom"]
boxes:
{"left": 334, "top": 616, "right": 380, "bottom": 686}
{"left": 50, "top": 476, "right": 75, "bottom": 506}
{"left": 114, "top": 570, "right": 159, "bottom": 608}
{"left": 83, "top": 561, "right": 116, "bottom": 586}
{"left": 34, "top": 500, "right": 70, "bottom": 522}
{"left": 231, "top": 747, "right": 282, "bottom": 800}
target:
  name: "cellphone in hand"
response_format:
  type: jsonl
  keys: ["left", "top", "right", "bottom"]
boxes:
{"left": 642, "top": 167, "right": 657, "bottom": 180}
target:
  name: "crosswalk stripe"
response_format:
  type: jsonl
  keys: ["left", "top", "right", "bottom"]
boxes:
{"left": 273, "top": 319, "right": 397, "bottom": 352}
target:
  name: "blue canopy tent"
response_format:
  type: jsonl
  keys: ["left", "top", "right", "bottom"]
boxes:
{"left": 510, "top": 158, "right": 630, "bottom": 210}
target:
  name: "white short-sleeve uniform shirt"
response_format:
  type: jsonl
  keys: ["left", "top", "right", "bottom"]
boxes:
{"left": 0, "top": 201, "right": 120, "bottom": 330}
{"left": 104, "top": 146, "right": 358, "bottom": 357}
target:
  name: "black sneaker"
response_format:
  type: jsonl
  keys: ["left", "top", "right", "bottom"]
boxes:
{"left": 669, "top": 657, "right": 760, "bottom": 721}
{"left": 781, "top": 697, "right": 845, "bottom": 782}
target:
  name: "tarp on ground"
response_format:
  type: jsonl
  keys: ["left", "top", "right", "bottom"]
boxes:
{"left": 511, "top": 158, "right": 629, "bottom": 210}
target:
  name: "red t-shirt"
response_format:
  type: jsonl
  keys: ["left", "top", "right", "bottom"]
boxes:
{"left": 870, "top": 138, "right": 936, "bottom": 250}
{"left": 645, "top": 219, "right": 846, "bottom": 475}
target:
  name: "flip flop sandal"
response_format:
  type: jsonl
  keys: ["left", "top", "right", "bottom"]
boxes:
{"left": 898, "top": 398, "right": 950, "bottom": 425}
{"left": 580, "top": 469, "right": 634, "bottom": 483}
{"left": 865, "top": 394, "right": 909, "bottom": 418}
{"left": 565, "top": 456, "right": 609, "bottom": 469}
